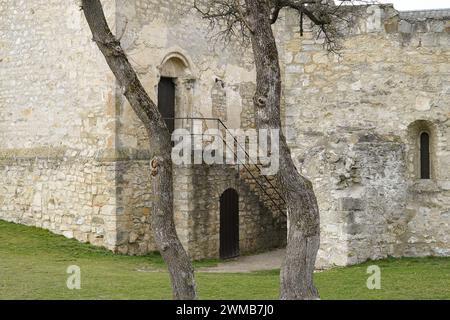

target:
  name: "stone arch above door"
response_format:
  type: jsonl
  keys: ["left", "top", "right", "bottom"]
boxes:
{"left": 157, "top": 52, "right": 196, "bottom": 123}
{"left": 159, "top": 52, "right": 192, "bottom": 78}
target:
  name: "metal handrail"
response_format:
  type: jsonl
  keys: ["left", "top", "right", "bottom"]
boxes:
{"left": 216, "top": 118, "right": 286, "bottom": 205}
{"left": 164, "top": 117, "right": 286, "bottom": 217}
{"left": 218, "top": 134, "right": 286, "bottom": 217}
{"left": 166, "top": 117, "right": 286, "bottom": 203}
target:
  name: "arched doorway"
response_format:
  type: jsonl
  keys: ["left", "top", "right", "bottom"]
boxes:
{"left": 220, "top": 188, "right": 239, "bottom": 259}
{"left": 158, "top": 77, "right": 175, "bottom": 133}
{"left": 157, "top": 53, "right": 194, "bottom": 133}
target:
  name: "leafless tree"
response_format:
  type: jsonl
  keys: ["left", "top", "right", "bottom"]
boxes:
{"left": 80, "top": 0, "right": 374, "bottom": 301}
{"left": 81, "top": 0, "right": 197, "bottom": 300}
{"left": 194, "top": 0, "right": 374, "bottom": 299}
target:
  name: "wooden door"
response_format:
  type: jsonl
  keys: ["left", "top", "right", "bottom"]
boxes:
{"left": 220, "top": 188, "right": 239, "bottom": 259}
{"left": 158, "top": 77, "right": 175, "bottom": 133}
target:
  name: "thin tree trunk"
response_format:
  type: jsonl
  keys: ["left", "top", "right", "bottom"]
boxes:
{"left": 81, "top": 0, "right": 196, "bottom": 300}
{"left": 245, "top": 0, "right": 320, "bottom": 300}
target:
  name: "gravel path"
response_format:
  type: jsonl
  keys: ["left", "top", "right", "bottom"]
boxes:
{"left": 199, "top": 248, "right": 285, "bottom": 273}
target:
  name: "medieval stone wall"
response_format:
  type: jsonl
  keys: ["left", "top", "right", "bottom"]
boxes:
{"left": 115, "top": 0, "right": 256, "bottom": 150}
{"left": 0, "top": 0, "right": 120, "bottom": 250}
{"left": 0, "top": 0, "right": 285, "bottom": 259}
{"left": 174, "top": 164, "right": 286, "bottom": 260}
{"left": 0, "top": 156, "right": 120, "bottom": 249}
{"left": 282, "top": 5, "right": 450, "bottom": 267}
{"left": 0, "top": 0, "right": 117, "bottom": 152}
{"left": 111, "top": 0, "right": 285, "bottom": 257}
{"left": 1, "top": 1, "right": 448, "bottom": 266}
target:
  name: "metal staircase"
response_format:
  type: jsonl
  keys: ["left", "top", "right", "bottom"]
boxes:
{"left": 165, "top": 117, "right": 287, "bottom": 218}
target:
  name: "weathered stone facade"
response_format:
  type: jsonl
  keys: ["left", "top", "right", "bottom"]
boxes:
{"left": 0, "top": 0, "right": 285, "bottom": 260}
{"left": 0, "top": 1, "right": 448, "bottom": 267}
{"left": 281, "top": 5, "right": 450, "bottom": 267}
{"left": 0, "top": 156, "right": 118, "bottom": 248}
{"left": 0, "top": 0, "right": 120, "bottom": 251}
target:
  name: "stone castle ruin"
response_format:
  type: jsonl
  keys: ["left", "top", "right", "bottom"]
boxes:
{"left": 0, "top": 1, "right": 449, "bottom": 268}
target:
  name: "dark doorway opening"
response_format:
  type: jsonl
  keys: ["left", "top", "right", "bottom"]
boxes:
{"left": 420, "top": 132, "right": 430, "bottom": 179}
{"left": 158, "top": 77, "right": 175, "bottom": 134}
{"left": 220, "top": 188, "right": 239, "bottom": 259}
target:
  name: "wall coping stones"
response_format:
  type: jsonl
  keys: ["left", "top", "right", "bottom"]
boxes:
{"left": 399, "top": 9, "right": 450, "bottom": 21}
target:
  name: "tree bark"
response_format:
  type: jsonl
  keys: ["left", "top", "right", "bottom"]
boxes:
{"left": 245, "top": 0, "right": 321, "bottom": 300}
{"left": 81, "top": 0, "right": 196, "bottom": 300}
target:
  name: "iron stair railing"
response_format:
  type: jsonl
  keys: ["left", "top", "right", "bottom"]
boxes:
{"left": 164, "top": 117, "right": 287, "bottom": 217}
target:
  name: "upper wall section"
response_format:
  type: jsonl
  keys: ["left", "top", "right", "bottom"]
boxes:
{"left": 0, "top": 0, "right": 117, "bottom": 158}
{"left": 283, "top": 5, "right": 449, "bottom": 171}
{"left": 114, "top": 0, "right": 257, "bottom": 154}
{"left": 281, "top": 5, "right": 450, "bottom": 265}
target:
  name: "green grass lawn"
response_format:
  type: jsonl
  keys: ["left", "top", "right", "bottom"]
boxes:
{"left": 0, "top": 220, "right": 449, "bottom": 300}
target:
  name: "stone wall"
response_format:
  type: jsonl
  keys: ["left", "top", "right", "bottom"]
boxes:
{"left": 114, "top": 160, "right": 156, "bottom": 255}
{"left": 0, "top": 0, "right": 117, "bottom": 152}
{"left": 0, "top": 0, "right": 285, "bottom": 260}
{"left": 115, "top": 0, "right": 257, "bottom": 150}
{"left": 0, "top": 1, "right": 120, "bottom": 250}
{"left": 282, "top": 5, "right": 450, "bottom": 267}
{"left": 1, "top": 1, "right": 448, "bottom": 267}
{"left": 174, "top": 164, "right": 286, "bottom": 260}
{"left": 110, "top": 0, "right": 286, "bottom": 257}
{"left": 0, "top": 154, "right": 119, "bottom": 250}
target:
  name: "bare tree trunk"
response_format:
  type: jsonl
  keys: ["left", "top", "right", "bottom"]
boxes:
{"left": 245, "top": 0, "right": 320, "bottom": 300}
{"left": 81, "top": 0, "right": 196, "bottom": 300}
